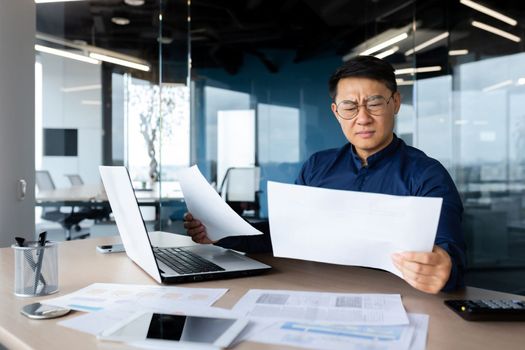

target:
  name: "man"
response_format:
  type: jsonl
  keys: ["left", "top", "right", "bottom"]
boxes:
{"left": 185, "top": 56, "right": 466, "bottom": 294}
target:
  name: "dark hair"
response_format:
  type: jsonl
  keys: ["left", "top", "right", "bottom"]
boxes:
{"left": 328, "top": 56, "right": 397, "bottom": 100}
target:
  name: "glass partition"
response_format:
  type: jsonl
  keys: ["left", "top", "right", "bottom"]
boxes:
{"left": 35, "top": 0, "right": 190, "bottom": 239}
{"left": 34, "top": 0, "right": 525, "bottom": 294}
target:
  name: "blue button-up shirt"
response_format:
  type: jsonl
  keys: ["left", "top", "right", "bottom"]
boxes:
{"left": 295, "top": 134, "right": 466, "bottom": 291}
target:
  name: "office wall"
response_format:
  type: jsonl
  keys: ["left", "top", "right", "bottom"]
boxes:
{"left": 0, "top": 0, "right": 36, "bottom": 246}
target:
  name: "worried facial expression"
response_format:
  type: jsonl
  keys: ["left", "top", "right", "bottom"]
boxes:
{"left": 331, "top": 77, "right": 400, "bottom": 162}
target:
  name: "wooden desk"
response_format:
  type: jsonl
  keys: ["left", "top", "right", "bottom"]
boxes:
{"left": 0, "top": 233, "right": 524, "bottom": 350}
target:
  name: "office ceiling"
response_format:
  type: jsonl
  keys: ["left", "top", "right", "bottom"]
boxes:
{"left": 36, "top": 0, "right": 525, "bottom": 76}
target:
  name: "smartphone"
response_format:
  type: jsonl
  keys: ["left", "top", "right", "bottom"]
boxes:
{"left": 98, "top": 312, "right": 248, "bottom": 349}
{"left": 96, "top": 244, "right": 125, "bottom": 254}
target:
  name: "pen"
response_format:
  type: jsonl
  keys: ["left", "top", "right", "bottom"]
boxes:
{"left": 15, "top": 237, "right": 25, "bottom": 247}
{"left": 33, "top": 231, "right": 47, "bottom": 295}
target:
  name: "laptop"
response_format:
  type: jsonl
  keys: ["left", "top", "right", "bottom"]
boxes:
{"left": 99, "top": 166, "right": 271, "bottom": 283}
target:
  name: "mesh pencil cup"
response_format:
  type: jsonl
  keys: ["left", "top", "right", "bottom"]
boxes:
{"left": 12, "top": 241, "right": 59, "bottom": 297}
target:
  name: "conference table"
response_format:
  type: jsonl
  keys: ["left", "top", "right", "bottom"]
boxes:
{"left": 0, "top": 232, "right": 524, "bottom": 350}
{"left": 35, "top": 183, "right": 185, "bottom": 224}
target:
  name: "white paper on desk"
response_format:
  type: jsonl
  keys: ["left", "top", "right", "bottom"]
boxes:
{"left": 42, "top": 283, "right": 227, "bottom": 312}
{"left": 407, "top": 313, "right": 429, "bottom": 350}
{"left": 59, "top": 304, "right": 242, "bottom": 336}
{"left": 232, "top": 289, "right": 409, "bottom": 326}
{"left": 176, "top": 165, "right": 262, "bottom": 241}
{"left": 245, "top": 313, "right": 428, "bottom": 350}
{"left": 267, "top": 181, "right": 443, "bottom": 278}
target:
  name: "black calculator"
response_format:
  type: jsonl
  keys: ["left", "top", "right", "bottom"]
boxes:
{"left": 444, "top": 299, "right": 525, "bottom": 321}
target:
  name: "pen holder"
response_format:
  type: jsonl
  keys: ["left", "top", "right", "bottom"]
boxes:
{"left": 12, "top": 242, "right": 59, "bottom": 297}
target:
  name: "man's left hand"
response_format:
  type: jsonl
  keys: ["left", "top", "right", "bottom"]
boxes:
{"left": 392, "top": 245, "right": 452, "bottom": 294}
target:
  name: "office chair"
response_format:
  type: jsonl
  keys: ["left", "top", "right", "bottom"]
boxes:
{"left": 65, "top": 174, "right": 84, "bottom": 186}
{"left": 36, "top": 170, "right": 90, "bottom": 240}
{"left": 219, "top": 167, "right": 261, "bottom": 219}
{"left": 65, "top": 173, "right": 111, "bottom": 225}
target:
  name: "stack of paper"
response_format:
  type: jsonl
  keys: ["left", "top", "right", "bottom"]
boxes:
{"left": 42, "top": 283, "right": 228, "bottom": 335}
{"left": 231, "top": 289, "right": 429, "bottom": 350}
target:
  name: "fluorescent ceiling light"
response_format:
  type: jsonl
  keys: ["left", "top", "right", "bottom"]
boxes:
{"left": 111, "top": 17, "right": 130, "bottom": 26}
{"left": 89, "top": 52, "right": 150, "bottom": 72}
{"left": 405, "top": 32, "right": 449, "bottom": 56}
{"left": 35, "top": 0, "right": 86, "bottom": 3}
{"left": 81, "top": 100, "right": 102, "bottom": 105}
{"left": 35, "top": 44, "right": 100, "bottom": 64}
{"left": 460, "top": 0, "right": 517, "bottom": 26}
{"left": 395, "top": 66, "right": 442, "bottom": 75}
{"left": 471, "top": 21, "right": 521, "bottom": 42}
{"left": 396, "top": 78, "right": 414, "bottom": 86}
{"left": 62, "top": 84, "right": 101, "bottom": 93}
{"left": 517, "top": 78, "right": 525, "bottom": 85}
{"left": 482, "top": 79, "right": 513, "bottom": 92}
{"left": 375, "top": 46, "right": 399, "bottom": 59}
{"left": 449, "top": 49, "right": 469, "bottom": 56}
{"left": 359, "top": 33, "right": 408, "bottom": 56}
{"left": 124, "top": 0, "right": 144, "bottom": 5}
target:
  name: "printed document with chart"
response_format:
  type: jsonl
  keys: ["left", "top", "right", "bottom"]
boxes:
{"left": 267, "top": 181, "right": 443, "bottom": 277}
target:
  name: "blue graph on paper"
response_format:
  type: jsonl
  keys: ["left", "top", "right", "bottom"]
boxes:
{"left": 281, "top": 321, "right": 404, "bottom": 341}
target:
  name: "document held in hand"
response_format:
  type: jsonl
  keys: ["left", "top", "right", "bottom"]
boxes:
{"left": 177, "top": 165, "right": 263, "bottom": 241}
{"left": 267, "top": 181, "right": 443, "bottom": 278}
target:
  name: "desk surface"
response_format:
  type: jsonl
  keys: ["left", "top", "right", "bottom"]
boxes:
{"left": 1, "top": 233, "right": 524, "bottom": 350}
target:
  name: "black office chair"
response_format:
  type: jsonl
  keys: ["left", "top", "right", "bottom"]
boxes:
{"left": 219, "top": 167, "right": 262, "bottom": 219}
{"left": 36, "top": 170, "right": 90, "bottom": 240}
{"left": 65, "top": 173, "right": 111, "bottom": 224}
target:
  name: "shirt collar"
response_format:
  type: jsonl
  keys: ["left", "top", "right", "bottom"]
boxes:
{"left": 350, "top": 133, "right": 400, "bottom": 169}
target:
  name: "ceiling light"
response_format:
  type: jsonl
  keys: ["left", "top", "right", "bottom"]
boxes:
{"left": 157, "top": 36, "right": 174, "bottom": 45}
{"left": 460, "top": 0, "right": 517, "bottom": 26}
{"left": 124, "top": 0, "right": 144, "bottom": 6}
{"left": 81, "top": 100, "right": 101, "bottom": 105}
{"left": 375, "top": 46, "right": 399, "bottom": 59}
{"left": 471, "top": 21, "right": 521, "bottom": 42}
{"left": 449, "top": 49, "right": 469, "bottom": 56}
{"left": 517, "top": 78, "right": 525, "bottom": 85}
{"left": 405, "top": 32, "right": 449, "bottom": 56}
{"left": 35, "top": 0, "right": 86, "bottom": 3}
{"left": 395, "top": 66, "right": 442, "bottom": 75}
{"left": 396, "top": 78, "right": 414, "bottom": 86}
{"left": 35, "top": 44, "right": 100, "bottom": 64}
{"left": 62, "top": 84, "right": 101, "bottom": 93}
{"left": 89, "top": 52, "right": 150, "bottom": 72}
{"left": 359, "top": 33, "right": 409, "bottom": 56}
{"left": 482, "top": 80, "right": 513, "bottom": 92}
{"left": 111, "top": 17, "right": 130, "bottom": 26}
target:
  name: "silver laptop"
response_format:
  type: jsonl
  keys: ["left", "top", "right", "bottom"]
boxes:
{"left": 99, "top": 166, "right": 271, "bottom": 283}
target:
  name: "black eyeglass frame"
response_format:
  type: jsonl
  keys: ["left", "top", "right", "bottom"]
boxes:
{"left": 334, "top": 92, "right": 396, "bottom": 120}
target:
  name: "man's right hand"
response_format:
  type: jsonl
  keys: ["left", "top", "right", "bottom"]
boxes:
{"left": 183, "top": 212, "right": 216, "bottom": 244}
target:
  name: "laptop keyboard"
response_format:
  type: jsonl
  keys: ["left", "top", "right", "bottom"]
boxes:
{"left": 153, "top": 247, "right": 225, "bottom": 275}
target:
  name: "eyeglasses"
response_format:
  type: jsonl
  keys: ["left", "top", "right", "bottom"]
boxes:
{"left": 335, "top": 93, "right": 395, "bottom": 120}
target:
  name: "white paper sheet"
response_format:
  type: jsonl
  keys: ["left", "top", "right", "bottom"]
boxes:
{"left": 176, "top": 165, "right": 262, "bottom": 241}
{"left": 267, "top": 181, "right": 443, "bottom": 277}
{"left": 246, "top": 313, "right": 428, "bottom": 350}
{"left": 42, "top": 283, "right": 227, "bottom": 312}
{"left": 407, "top": 314, "right": 429, "bottom": 350}
{"left": 232, "top": 289, "right": 409, "bottom": 326}
{"left": 59, "top": 304, "right": 241, "bottom": 336}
